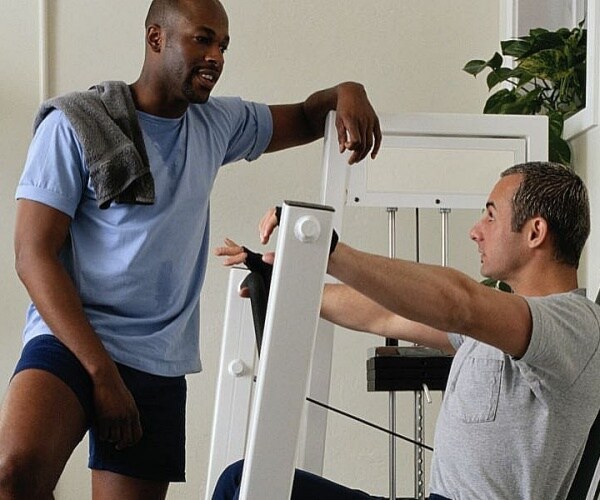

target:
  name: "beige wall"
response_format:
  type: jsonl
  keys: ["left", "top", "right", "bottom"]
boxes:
{"left": 2, "top": 1, "right": 503, "bottom": 498}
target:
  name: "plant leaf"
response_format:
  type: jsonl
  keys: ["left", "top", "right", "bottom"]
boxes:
{"left": 501, "top": 39, "right": 531, "bottom": 58}
{"left": 486, "top": 67, "right": 513, "bottom": 89}
{"left": 483, "top": 89, "right": 517, "bottom": 114}
{"left": 463, "top": 52, "right": 504, "bottom": 76}
{"left": 549, "top": 134, "right": 571, "bottom": 165}
{"left": 518, "top": 49, "right": 569, "bottom": 81}
{"left": 463, "top": 59, "right": 487, "bottom": 76}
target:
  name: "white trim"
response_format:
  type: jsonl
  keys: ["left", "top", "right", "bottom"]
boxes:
{"left": 38, "top": 0, "right": 49, "bottom": 103}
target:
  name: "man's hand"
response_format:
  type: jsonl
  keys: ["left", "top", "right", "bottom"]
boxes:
{"left": 267, "top": 81, "right": 381, "bottom": 164}
{"left": 92, "top": 367, "right": 142, "bottom": 451}
{"left": 214, "top": 238, "right": 249, "bottom": 266}
{"left": 334, "top": 82, "right": 381, "bottom": 165}
{"left": 258, "top": 208, "right": 279, "bottom": 245}
{"left": 215, "top": 238, "right": 275, "bottom": 266}
{"left": 215, "top": 238, "right": 275, "bottom": 298}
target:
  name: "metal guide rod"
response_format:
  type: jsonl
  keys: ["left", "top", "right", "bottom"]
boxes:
{"left": 440, "top": 208, "right": 451, "bottom": 267}
{"left": 387, "top": 207, "right": 398, "bottom": 500}
{"left": 238, "top": 201, "right": 334, "bottom": 500}
{"left": 415, "top": 208, "right": 450, "bottom": 499}
{"left": 414, "top": 208, "right": 425, "bottom": 500}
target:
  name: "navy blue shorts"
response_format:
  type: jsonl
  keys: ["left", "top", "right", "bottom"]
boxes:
{"left": 13, "top": 335, "right": 187, "bottom": 482}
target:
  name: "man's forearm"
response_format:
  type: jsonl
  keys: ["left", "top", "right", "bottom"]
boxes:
{"left": 322, "top": 283, "right": 455, "bottom": 353}
{"left": 328, "top": 243, "right": 481, "bottom": 335}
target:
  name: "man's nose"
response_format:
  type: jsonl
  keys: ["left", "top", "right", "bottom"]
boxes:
{"left": 206, "top": 44, "right": 224, "bottom": 65}
{"left": 470, "top": 221, "right": 481, "bottom": 242}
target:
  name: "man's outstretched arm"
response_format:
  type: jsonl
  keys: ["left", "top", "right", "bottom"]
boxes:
{"left": 327, "top": 242, "right": 532, "bottom": 358}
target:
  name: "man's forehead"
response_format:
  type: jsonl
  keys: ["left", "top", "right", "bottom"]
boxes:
{"left": 486, "top": 174, "right": 522, "bottom": 206}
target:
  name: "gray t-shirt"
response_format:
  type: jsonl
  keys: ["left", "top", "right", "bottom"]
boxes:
{"left": 430, "top": 289, "right": 600, "bottom": 499}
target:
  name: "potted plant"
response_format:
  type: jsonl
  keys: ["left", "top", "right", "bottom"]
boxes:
{"left": 463, "top": 22, "right": 586, "bottom": 165}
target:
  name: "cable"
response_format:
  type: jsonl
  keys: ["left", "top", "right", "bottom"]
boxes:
{"left": 306, "top": 396, "right": 434, "bottom": 452}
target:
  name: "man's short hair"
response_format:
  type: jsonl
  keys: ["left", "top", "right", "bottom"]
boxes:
{"left": 501, "top": 161, "right": 590, "bottom": 268}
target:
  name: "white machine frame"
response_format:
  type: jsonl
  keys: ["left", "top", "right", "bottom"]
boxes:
{"left": 205, "top": 111, "right": 548, "bottom": 499}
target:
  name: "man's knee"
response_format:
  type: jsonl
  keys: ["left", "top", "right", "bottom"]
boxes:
{"left": 0, "top": 450, "right": 56, "bottom": 499}
{"left": 212, "top": 459, "right": 245, "bottom": 500}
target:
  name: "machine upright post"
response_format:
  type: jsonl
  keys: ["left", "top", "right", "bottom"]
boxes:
{"left": 387, "top": 207, "right": 398, "bottom": 500}
{"left": 414, "top": 208, "right": 425, "bottom": 500}
{"left": 238, "top": 201, "right": 334, "bottom": 500}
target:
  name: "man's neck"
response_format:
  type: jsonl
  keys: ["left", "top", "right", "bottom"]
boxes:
{"left": 129, "top": 80, "right": 189, "bottom": 118}
{"left": 508, "top": 264, "right": 578, "bottom": 297}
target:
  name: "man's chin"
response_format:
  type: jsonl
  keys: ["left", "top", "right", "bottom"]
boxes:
{"left": 183, "top": 86, "right": 211, "bottom": 105}
{"left": 187, "top": 94, "right": 210, "bottom": 104}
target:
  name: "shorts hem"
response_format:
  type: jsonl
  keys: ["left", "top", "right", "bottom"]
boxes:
{"left": 89, "top": 463, "right": 186, "bottom": 483}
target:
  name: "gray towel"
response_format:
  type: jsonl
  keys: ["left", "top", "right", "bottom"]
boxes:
{"left": 34, "top": 80, "right": 155, "bottom": 209}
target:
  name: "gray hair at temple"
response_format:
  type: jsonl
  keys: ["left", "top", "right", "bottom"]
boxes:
{"left": 501, "top": 161, "right": 590, "bottom": 268}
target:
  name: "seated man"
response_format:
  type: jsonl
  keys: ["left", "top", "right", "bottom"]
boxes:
{"left": 213, "top": 161, "right": 600, "bottom": 500}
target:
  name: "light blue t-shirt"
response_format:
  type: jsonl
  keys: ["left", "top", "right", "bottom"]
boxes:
{"left": 15, "top": 96, "right": 273, "bottom": 376}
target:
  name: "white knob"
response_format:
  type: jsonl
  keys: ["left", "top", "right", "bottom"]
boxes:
{"left": 294, "top": 216, "right": 321, "bottom": 243}
{"left": 228, "top": 359, "right": 245, "bottom": 377}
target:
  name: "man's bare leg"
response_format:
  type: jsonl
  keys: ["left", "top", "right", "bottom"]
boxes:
{"left": 0, "top": 369, "right": 88, "bottom": 499}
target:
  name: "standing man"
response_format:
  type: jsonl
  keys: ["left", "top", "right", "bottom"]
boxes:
{"left": 0, "top": 0, "right": 381, "bottom": 499}
{"left": 215, "top": 162, "right": 600, "bottom": 499}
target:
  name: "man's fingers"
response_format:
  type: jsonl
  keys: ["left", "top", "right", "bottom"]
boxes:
{"left": 337, "top": 119, "right": 381, "bottom": 165}
{"left": 259, "top": 208, "right": 278, "bottom": 244}
{"left": 371, "top": 118, "right": 382, "bottom": 159}
{"left": 215, "top": 238, "right": 248, "bottom": 266}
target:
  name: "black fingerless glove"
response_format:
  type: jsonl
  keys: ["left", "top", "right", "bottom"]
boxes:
{"left": 242, "top": 246, "right": 273, "bottom": 290}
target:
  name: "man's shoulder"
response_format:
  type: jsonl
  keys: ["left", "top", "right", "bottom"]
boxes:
{"left": 188, "top": 96, "right": 268, "bottom": 117}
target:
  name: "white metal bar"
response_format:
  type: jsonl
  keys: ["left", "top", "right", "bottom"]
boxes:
{"left": 387, "top": 207, "right": 398, "bottom": 500}
{"left": 296, "top": 316, "right": 334, "bottom": 473}
{"left": 38, "top": 0, "right": 49, "bottom": 102}
{"left": 239, "top": 201, "right": 334, "bottom": 500}
{"left": 205, "top": 268, "right": 258, "bottom": 499}
{"left": 296, "top": 111, "right": 350, "bottom": 475}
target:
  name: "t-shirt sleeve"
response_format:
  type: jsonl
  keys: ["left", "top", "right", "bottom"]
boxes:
{"left": 218, "top": 98, "right": 273, "bottom": 164}
{"left": 448, "top": 332, "right": 465, "bottom": 351}
{"left": 520, "top": 293, "right": 600, "bottom": 389}
{"left": 15, "top": 109, "right": 88, "bottom": 218}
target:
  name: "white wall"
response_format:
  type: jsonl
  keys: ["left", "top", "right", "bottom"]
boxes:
{"left": 1, "top": 1, "right": 500, "bottom": 498}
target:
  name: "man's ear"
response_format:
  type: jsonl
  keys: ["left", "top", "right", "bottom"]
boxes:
{"left": 147, "top": 25, "right": 163, "bottom": 53}
{"left": 526, "top": 217, "right": 548, "bottom": 249}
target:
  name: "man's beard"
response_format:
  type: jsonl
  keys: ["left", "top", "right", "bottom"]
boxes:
{"left": 182, "top": 77, "right": 210, "bottom": 104}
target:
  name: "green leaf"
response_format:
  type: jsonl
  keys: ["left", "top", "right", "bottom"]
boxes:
{"left": 486, "top": 67, "right": 513, "bottom": 89}
{"left": 547, "top": 109, "right": 564, "bottom": 138}
{"left": 549, "top": 134, "right": 571, "bottom": 165}
{"left": 488, "top": 52, "right": 504, "bottom": 71}
{"left": 463, "top": 59, "right": 488, "bottom": 76}
{"left": 496, "top": 88, "right": 543, "bottom": 115}
{"left": 483, "top": 89, "right": 517, "bottom": 114}
{"left": 518, "top": 50, "right": 569, "bottom": 81}
{"left": 480, "top": 278, "right": 512, "bottom": 292}
{"left": 501, "top": 39, "right": 531, "bottom": 58}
